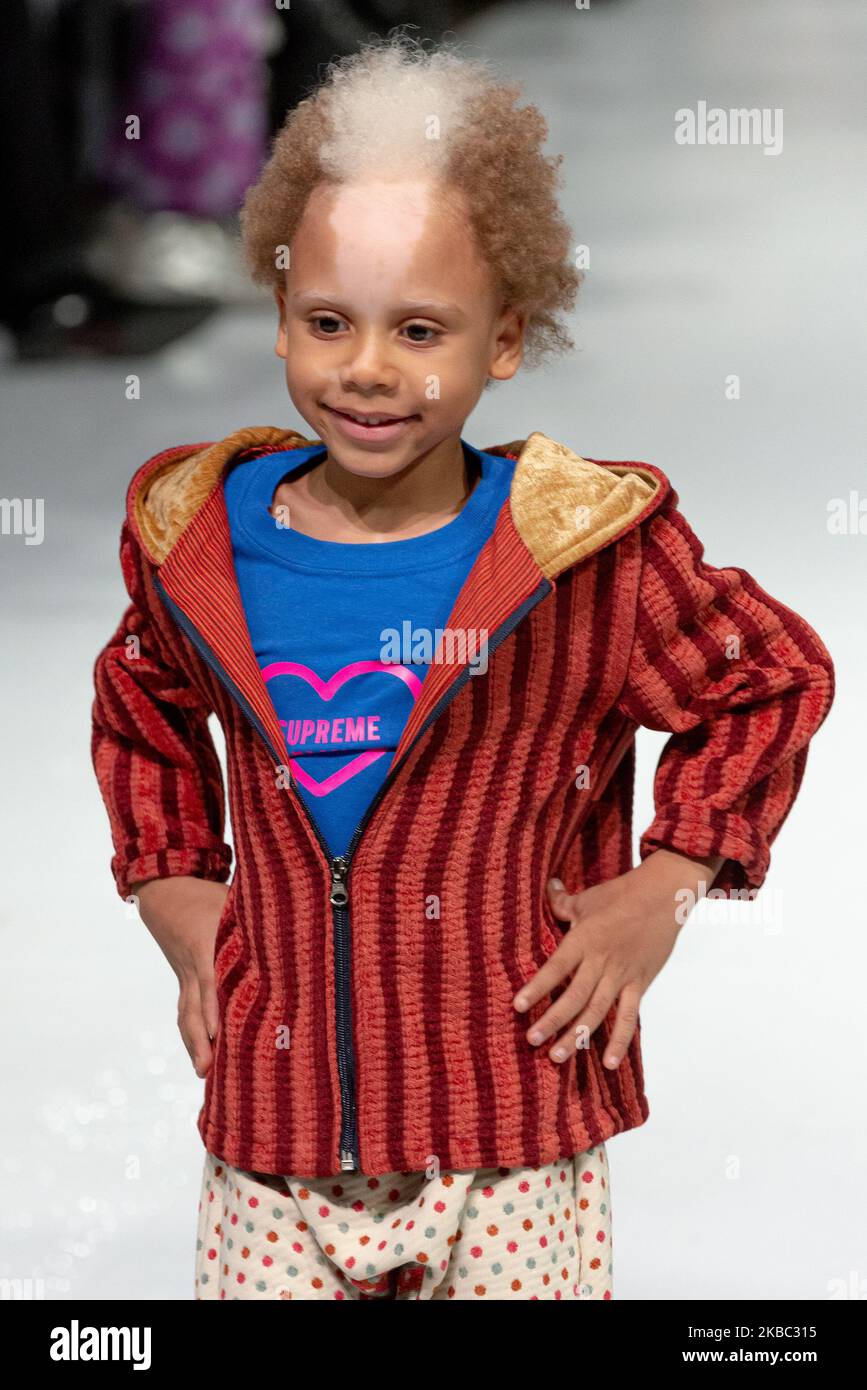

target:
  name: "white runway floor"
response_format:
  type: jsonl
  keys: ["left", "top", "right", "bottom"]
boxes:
{"left": 1, "top": 0, "right": 864, "bottom": 1299}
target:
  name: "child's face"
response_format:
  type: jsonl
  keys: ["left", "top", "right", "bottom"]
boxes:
{"left": 274, "top": 178, "right": 525, "bottom": 477}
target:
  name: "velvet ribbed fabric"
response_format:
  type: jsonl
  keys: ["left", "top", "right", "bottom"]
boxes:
{"left": 91, "top": 432, "right": 835, "bottom": 1176}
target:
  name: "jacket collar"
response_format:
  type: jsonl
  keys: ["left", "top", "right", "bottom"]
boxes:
{"left": 127, "top": 426, "right": 670, "bottom": 577}
{"left": 129, "top": 428, "right": 670, "bottom": 774}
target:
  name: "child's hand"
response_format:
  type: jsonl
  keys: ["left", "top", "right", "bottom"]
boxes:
{"left": 513, "top": 849, "right": 723, "bottom": 1069}
{"left": 130, "top": 875, "right": 230, "bottom": 1079}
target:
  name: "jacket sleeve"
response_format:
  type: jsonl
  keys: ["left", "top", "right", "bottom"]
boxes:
{"left": 614, "top": 488, "right": 835, "bottom": 896}
{"left": 90, "top": 518, "right": 233, "bottom": 901}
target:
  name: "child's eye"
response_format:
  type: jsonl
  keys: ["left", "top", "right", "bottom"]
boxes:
{"left": 402, "top": 323, "right": 440, "bottom": 344}
{"left": 308, "top": 316, "right": 439, "bottom": 343}
{"left": 311, "top": 315, "right": 347, "bottom": 335}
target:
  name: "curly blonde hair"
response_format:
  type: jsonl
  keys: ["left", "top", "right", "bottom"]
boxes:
{"left": 239, "top": 31, "right": 582, "bottom": 368}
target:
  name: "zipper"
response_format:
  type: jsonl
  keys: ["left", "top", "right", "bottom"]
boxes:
{"left": 328, "top": 856, "right": 357, "bottom": 1171}
{"left": 321, "top": 577, "right": 554, "bottom": 1168}
{"left": 153, "top": 569, "right": 553, "bottom": 1172}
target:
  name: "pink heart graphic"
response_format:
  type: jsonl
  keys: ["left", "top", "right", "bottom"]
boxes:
{"left": 261, "top": 659, "right": 423, "bottom": 797}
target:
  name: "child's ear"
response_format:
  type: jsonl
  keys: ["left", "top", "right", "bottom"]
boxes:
{"left": 488, "top": 306, "right": 526, "bottom": 382}
{"left": 274, "top": 285, "right": 288, "bottom": 360}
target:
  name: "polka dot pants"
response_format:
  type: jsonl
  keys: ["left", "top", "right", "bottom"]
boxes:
{"left": 194, "top": 1143, "right": 613, "bottom": 1300}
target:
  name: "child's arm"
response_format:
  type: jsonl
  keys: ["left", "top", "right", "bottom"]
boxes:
{"left": 91, "top": 519, "right": 233, "bottom": 901}
{"left": 613, "top": 485, "right": 835, "bottom": 896}
{"left": 514, "top": 486, "right": 835, "bottom": 1066}
{"left": 91, "top": 518, "right": 234, "bottom": 1076}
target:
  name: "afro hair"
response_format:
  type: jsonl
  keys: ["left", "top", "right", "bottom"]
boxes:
{"left": 239, "top": 30, "right": 582, "bottom": 368}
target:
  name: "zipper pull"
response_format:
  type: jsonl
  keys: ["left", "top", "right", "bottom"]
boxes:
{"left": 339, "top": 1148, "right": 357, "bottom": 1172}
{"left": 329, "top": 856, "right": 349, "bottom": 907}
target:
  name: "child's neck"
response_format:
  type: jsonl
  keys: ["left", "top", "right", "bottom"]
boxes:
{"left": 271, "top": 431, "right": 480, "bottom": 543}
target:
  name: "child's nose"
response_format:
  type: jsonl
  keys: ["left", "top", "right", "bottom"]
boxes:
{"left": 339, "top": 332, "right": 400, "bottom": 393}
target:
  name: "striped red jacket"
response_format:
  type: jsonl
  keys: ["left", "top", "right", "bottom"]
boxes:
{"left": 90, "top": 427, "right": 835, "bottom": 1177}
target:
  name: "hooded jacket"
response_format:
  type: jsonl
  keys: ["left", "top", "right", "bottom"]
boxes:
{"left": 90, "top": 428, "right": 835, "bottom": 1177}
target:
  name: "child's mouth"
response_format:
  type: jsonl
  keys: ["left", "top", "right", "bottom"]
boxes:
{"left": 322, "top": 403, "right": 420, "bottom": 444}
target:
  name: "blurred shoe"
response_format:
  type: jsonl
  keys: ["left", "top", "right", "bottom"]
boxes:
{"left": 83, "top": 202, "right": 270, "bottom": 308}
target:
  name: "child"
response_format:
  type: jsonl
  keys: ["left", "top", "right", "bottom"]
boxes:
{"left": 90, "top": 34, "right": 835, "bottom": 1301}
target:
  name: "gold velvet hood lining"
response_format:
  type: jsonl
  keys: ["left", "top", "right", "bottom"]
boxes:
{"left": 133, "top": 427, "right": 661, "bottom": 580}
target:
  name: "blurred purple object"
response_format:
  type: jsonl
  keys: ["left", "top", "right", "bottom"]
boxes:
{"left": 99, "top": 0, "right": 271, "bottom": 217}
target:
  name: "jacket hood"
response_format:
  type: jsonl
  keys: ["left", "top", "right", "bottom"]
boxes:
{"left": 126, "top": 427, "right": 671, "bottom": 580}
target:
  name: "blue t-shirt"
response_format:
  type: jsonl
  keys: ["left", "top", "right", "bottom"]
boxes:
{"left": 224, "top": 440, "right": 516, "bottom": 858}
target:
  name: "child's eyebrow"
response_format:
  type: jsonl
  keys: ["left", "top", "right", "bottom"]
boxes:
{"left": 290, "top": 291, "right": 465, "bottom": 320}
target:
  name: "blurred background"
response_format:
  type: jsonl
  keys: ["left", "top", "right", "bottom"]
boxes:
{"left": 1, "top": 0, "right": 864, "bottom": 1301}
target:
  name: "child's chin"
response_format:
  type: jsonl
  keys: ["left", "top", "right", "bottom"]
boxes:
{"left": 327, "top": 443, "right": 418, "bottom": 478}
